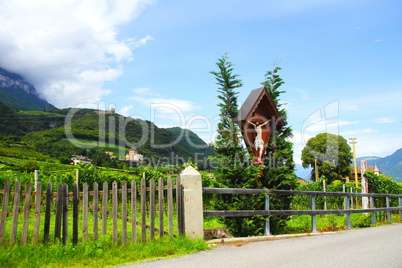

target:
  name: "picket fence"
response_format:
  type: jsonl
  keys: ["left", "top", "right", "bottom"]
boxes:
{"left": 0, "top": 177, "right": 183, "bottom": 246}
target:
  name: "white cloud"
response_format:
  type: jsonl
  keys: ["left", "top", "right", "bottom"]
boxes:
{"left": 341, "top": 104, "right": 360, "bottom": 111}
{"left": 303, "top": 120, "right": 359, "bottom": 133}
{"left": 132, "top": 87, "right": 160, "bottom": 96}
{"left": 119, "top": 105, "right": 133, "bottom": 117}
{"left": 372, "top": 117, "right": 396, "bottom": 124}
{"left": 131, "top": 96, "right": 200, "bottom": 113}
{"left": 0, "top": 0, "right": 154, "bottom": 108}
{"left": 353, "top": 134, "right": 402, "bottom": 158}
{"left": 341, "top": 128, "right": 377, "bottom": 136}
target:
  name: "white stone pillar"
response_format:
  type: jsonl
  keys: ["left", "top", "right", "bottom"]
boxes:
{"left": 180, "top": 166, "right": 204, "bottom": 239}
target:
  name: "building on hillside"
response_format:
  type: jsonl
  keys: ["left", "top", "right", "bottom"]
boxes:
{"left": 94, "top": 108, "right": 115, "bottom": 115}
{"left": 298, "top": 179, "right": 308, "bottom": 185}
{"left": 105, "top": 151, "right": 114, "bottom": 158}
{"left": 71, "top": 155, "right": 92, "bottom": 165}
{"left": 125, "top": 147, "right": 144, "bottom": 162}
{"left": 347, "top": 163, "right": 381, "bottom": 182}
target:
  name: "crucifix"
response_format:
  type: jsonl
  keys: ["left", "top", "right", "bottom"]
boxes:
{"left": 235, "top": 86, "right": 284, "bottom": 166}
{"left": 246, "top": 120, "right": 271, "bottom": 163}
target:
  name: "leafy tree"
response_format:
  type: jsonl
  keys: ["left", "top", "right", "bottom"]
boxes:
{"left": 22, "top": 160, "right": 40, "bottom": 173}
{"left": 210, "top": 54, "right": 262, "bottom": 236}
{"left": 301, "top": 133, "right": 352, "bottom": 183}
{"left": 260, "top": 65, "right": 298, "bottom": 234}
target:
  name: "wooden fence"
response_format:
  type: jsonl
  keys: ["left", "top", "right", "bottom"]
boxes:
{"left": 203, "top": 188, "right": 402, "bottom": 234}
{"left": 0, "top": 177, "right": 184, "bottom": 246}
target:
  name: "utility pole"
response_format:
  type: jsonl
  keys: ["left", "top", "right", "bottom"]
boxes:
{"left": 314, "top": 158, "right": 319, "bottom": 182}
{"left": 349, "top": 138, "right": 358, "bottom": 188}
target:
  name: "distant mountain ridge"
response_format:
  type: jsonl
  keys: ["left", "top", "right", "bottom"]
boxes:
{"left": 357, "top": 148, "right": 402, "bottom": 182}
{"left": 0, "top": 67, "right": 55, "bottom": 111}
{"left": 296, "top": 149, "right": 402, "bottom": 183}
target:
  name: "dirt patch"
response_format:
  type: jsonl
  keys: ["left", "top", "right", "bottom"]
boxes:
{"left": 216, "top": 240, "right": 251, "bottom": 247}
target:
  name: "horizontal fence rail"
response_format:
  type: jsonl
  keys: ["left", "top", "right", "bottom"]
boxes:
{"left": 203, "top": 187, "right": 402, "bottom": 233}
{"left": 203, "top": 188, "right": 402, "bottom": 198}
{"left": 0, "top": 178, "right": 183, "bottom": 246}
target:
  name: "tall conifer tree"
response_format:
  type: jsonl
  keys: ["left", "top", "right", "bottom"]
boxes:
{"left": 261, "top": 65, "right": 298, "bottom": 234}
{"left": 210, "top": 54, "right": 262, "bottom": 236}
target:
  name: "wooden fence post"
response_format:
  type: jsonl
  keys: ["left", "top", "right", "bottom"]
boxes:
{"left": 10, "top": 181, "right": 21, "bottom": 245}
{"left": 131, "top": 180, "right": 137, "bottom": 243}
{"left": 102, "top": 182, "right": 108, "bottom": 235}
{"left": 34, "top": 170, "right": 39, "bottom": 192}
{"left": 180, "top": 166, "right": 203, "bottom": 239}
{"left": 122, "top": 181, "right": 127, "bottom": 245}
{"left": 141, "top": 177, "right": 147, "bottom": 243}
{"left": 33, "top": 182, "right": 42, "bottom": 245}
{"left": 310, "top": 196, "right": 316, "bottom": 233}
{"left": 176, "top": 175, "right": 184, "bottom": 235}
{"left": 43, "top": 183, "right": 52, "bottom": 243}
{"left": 112, "top": 181, "right": 118, "bottom": 244}
{"left": 150, "top": 179, "right": 155, "bottom": 241}
{"left": 167, "top": 177, "right": 173, "bottom": 235}
{"left": 158, "top": 177, "right": 164, "bottom": 239}
{"left": 75, "top": 169, "right": 79, "bottom": 185}
{"left": 22, "top": 182, "right": 32, "bottom": 245}
{"left": 73, "top": 184, "right": 79, "bottom": 245}
{"left": 54, "top": 184, "right": 63, "bottom": 242}
{"left": 93, "top": 182, "right": 99, "bottom": 241}
{"left": 0, "top": 180, "right": 10, "bottom": 245}
{"left": 83, "top": 183, "right": 88, "bottom": 242}
{"left": 62, "top": 184, "right": 68, "bottom": 245}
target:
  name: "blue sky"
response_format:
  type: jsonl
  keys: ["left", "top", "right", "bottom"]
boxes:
{"left": 1, "top": 0, "right": 401, "bottom": 176}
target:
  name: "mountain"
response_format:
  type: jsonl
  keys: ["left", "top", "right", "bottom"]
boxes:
{"left": 0, "top": 67, "right": 55, "bottom": 111}
{"left": 357, "top": 148, "right": 402, "bottom": 182}
{"left": 295, "top": 163, "right": 312, "bottom": 181}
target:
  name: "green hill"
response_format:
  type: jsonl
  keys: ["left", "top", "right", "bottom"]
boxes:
{"left": 0, "top": 101, "right": 65, "bottom": 136}
{"left": 9, "top": 108, "right": 214, "bottom": 167}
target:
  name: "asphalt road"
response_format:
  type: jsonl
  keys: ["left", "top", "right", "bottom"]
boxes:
{"left": 120, "top": 224, "right": 402, "bottom": 268}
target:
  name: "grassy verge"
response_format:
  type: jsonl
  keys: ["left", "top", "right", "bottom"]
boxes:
{"left": 0, "top": 236, "right": 208, "bottom": 268}
{"left": 285, "top": 213, "right": 402, "bottom": 234}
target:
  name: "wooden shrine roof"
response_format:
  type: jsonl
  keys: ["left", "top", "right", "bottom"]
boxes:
{"left": 234, "top": 86, "right": 284, "bottom": 127}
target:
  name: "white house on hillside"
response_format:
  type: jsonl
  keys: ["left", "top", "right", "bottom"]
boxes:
{"left": 71, "top": 155, "right": 92, "bottom": 165}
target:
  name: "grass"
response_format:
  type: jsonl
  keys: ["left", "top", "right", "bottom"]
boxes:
{"left": 56, "top": 138, "right": 128, "bottom": 157}
{"left": 204, "top": 217, "right": 225, "bottom": 229}
{"left": 285, "top": 213, "right": 402, "bottom": 234}
{"left": 0, "top": 236, "right": 208, "bottom": 268}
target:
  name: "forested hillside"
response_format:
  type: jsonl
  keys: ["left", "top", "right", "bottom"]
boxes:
{"left": 0, "top": 106, "right": 214, "bottom": 168}
{"left": 0, "top": 101, "right": 64, "bottom": 135}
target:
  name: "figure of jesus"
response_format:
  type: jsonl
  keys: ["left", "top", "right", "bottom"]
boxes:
{"left": 247, "top": 120, "right": 271, "bottom": 163}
